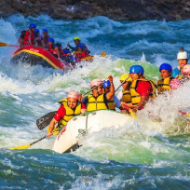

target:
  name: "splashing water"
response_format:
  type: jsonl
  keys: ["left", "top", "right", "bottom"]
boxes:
{"left": 0, "top": 15, "right": 190, "bottom": 189}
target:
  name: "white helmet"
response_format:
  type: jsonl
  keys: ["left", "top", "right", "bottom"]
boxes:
{"left": 177, "top": 50, "right": 188, "bottom": 60}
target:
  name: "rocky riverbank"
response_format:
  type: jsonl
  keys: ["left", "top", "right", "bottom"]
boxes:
{"left": 0, "top": 0, "right": 190, "bottom": 21}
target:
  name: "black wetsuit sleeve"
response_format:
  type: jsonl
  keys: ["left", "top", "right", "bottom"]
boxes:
{"left": 20, "top": 30, "right": 25, "bottom": 39}
{"left": 82, "top": 96, "right": 88, "bottom": 108}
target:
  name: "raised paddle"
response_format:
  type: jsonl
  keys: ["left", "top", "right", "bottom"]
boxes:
{"left": 115, "top": 76, "right": 130, "bottom": 92}
{"left": 0, "top": 42, "right": 18, "bottom": 48}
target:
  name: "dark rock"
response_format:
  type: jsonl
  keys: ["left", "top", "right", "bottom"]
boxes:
{"left": 0, "top": 0, "right": 190, "bottom": 21}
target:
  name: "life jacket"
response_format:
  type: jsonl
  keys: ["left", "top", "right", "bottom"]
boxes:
{"left": 157, "top": 76, "right": 173, "bottom": 94}
{"left": 75, "top": 51, "right": 89, "bottom": 63}
{"left": 48, "top": 44, "right": 57, "bottom": 55}
{"left": 58, "top": 98, "right": 81, "bottom": 127}
{"left": 122, "top": 89, "right": 131, "bottom": 103}
{"left": 58, "top": 47, "right": 65, "bottom": 56}
{"left": 23, "top": 30, "right": 35, "bottom": 45}
{"left": 86, "top": 94, "right": 108, "bottom": 112}
{"left": 130, "top": 79, "right": 157, "bottom": 107}
{"left": 107, "top": 96, "right": 116, "bottom": 110}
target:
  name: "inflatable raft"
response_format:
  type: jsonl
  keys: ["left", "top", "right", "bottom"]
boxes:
{"left": 53, "top": 110, "right": 134, "bottom": 154}
{"left": 11, "top": 45, "right": 72, "bottom": 71}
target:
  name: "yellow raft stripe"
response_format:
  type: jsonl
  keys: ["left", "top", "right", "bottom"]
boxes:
{"left": 13, "top": 49, "right": 59, "bottom": 69}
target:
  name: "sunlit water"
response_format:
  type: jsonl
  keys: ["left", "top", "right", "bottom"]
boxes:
{"left": 0, "top": 14, "right": 190, "bottom": 189}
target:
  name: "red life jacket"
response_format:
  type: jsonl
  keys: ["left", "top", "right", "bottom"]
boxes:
{"left": 23, "top": 30, "right": 35, "bottom": 45}
{"left": 75, "top": 51, "right": 89, "bottom": 62}
{"left": 48, "top": 44, "right": 57, "bottom": 55}
{"left": 59, "top": 48, "right": 65, "bottom": 56}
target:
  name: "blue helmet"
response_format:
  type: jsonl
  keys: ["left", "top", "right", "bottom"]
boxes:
{"left": 159, "top": 63, "right": 172, "bottom": 72}
{"left": 43, "top": 28, "right": 48, "bottom": 32}
{"left": 48, "top": 37, "right": 54, "bottom": 42}
{"left": 77, "top": 43, "right": 85, "bottom": 50}
{"left": 129, "top": 65, "right": 144, "bottom": 75}
{"left": 103, "top": 80, "right": 111, "bottom": 88}
{"left": 29, "top": 23, "right": 36, "bottom": 28}
{"left": 34, "top": 29, "right": 39, "bottom": 33}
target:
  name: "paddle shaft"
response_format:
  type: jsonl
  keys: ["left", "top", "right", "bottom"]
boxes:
{"left": 30, "top": 135, "right": 47, "bottom": 146}
{"left": 115, "top": 77, "right": 129, "bottom": 92}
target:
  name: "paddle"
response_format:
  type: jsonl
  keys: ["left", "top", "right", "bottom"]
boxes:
{"left": 122, "top": 104, "right": 137, "bottom": 119}
{"left": 0, "top": 42, "right": 18, "bottom": 48}
{"left": 115, "top": 76, "right": 130, "bottom": 92}
{"left": 36, "top": 111, "right": 57, "bottom": 130}
{"left": 179, "top": 110, "right": 190, "bottom": 118}
{"left": 11, "top": 129, "right": 59, "bottom": 150}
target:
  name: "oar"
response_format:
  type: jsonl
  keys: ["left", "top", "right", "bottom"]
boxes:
{"left": 36, "top": 111, "right": 57, "bottom": 130}
{"left": 0, "top": 42, "right": 18, "bottom": 48}
{"left": 122, "top": 104, "right": 137, "bottom": 119}
{"left": 179, "top": 110, "right": 190, "bottom": 118}
{"left": 115, "top": 76, "right": 130, "bottom": 92}
{"left": 11, "top": 129, "right": 59, "bottom": 150}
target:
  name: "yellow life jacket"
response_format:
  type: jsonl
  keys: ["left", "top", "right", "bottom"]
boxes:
{"left": 157, "top": 76, "right": 173, "bottom": 94}
{"left": 107, "top": 96, "right": 116, "bottom": 110}
{"left": 122, "top": 89, "right": 131, "bottom": 103}
{"left": 58, "top": 98, "right": 81, "bottom": 127}
{"left": 178, "top": 75, "right": 183, "bottom": 80}
{"left": 86, "top": 94, "right": 108, "bottom": 112}
{"left": 130, "top": 79, "right": 157, "bottom": 107}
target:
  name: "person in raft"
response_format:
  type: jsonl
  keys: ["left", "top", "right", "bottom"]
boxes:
{"left": 47, "top": 91, "right": 86, "bottom": 137}
{"left": 172, "top": 47, "right": 189, "bottom": 78}
{"left": 82, "top": 76, "right": 115, "bottom": 112}
{"left": 124, "top": 65, "right": 157, "bottom": 112}
{"left": 157, "top": 63, "right": 181, "bottom": 94}
{"left": 179, "top": 64, "right": 190, "bottom": 83}
{"left": 103, "top": 80, "right": 122, "bottom": 110}
{"left": 18, "top": 23, "right": 36, "bottom": 47}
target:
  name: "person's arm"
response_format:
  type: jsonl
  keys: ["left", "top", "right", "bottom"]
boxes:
{"left": 81, "top": 96, "right": 88, "bottom": 108}
{"left": 81, "top": 103, "right": 86, "bottom": 114}
{"left": 106, "top": 75, "right": 115, "bottom": 100}
{"left": 55, "top": 47, "right": 60, "bottom": 58}
{"left": 114, "top": 96, "right": 121, "bottom": 108}
{"left": 47, "top": 118, "right": 58, "bottom": 136}
{"left": 46, "top": 105, "right": 65, "bottom": 136}
{"left": 133, "top": 96, "right": 149, "bottom": 112}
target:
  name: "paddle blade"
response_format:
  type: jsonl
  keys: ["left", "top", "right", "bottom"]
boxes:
{"left": 0, "top": 42, "right": 9, "bottom": 47}
{"left": 36, "top": 111, "right": 56, "bottom": 130}
{"left": 100, "top": 51, "right": 107, "bottom": 57}
{"left": 129, "top": 109, "right": 137, "bottom": 119}
{"left": 11, "top": 144, "right": 31, "bottom": 150}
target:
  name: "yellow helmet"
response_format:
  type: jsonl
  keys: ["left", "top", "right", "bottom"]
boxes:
{"left": 120, "top": 74, "right": 132, "bottom": 82}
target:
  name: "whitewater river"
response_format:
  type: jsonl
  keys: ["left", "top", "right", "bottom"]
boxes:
{"left": 0, "top": 14, "right": 190, "bottom": 189}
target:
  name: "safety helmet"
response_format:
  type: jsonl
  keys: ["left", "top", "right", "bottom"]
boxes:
{"left": 29, "top": 23, "right": 36, "bottom": 28}
{"left": 177, "top": 49, "right": 188, "bottom": 60}
{"left": 42, "top": 28, "right": 48, "bottom": 32}
{"left": 103, "top": 80, "right": 111, "bottom": 88}
{"left": 120, "top": 74, "right": 132, "bottom": 82}
{"left": 90, "top": 79, "right": 103, "bottom": 89}
{"left": 74, "top": 36, "right": 80, "bottom": 41}
{"left": 159, "top": 63, "right": 172, "bottom": 72}
{"left": 67, "top": 91, "right": 79, "bottom": 100}
{"left": 34, "top": 29, "right": 39, "bottom": 34}
{"left": 77, "top": 43, "right": 85, "bottom": 50}
{"left": 129, "top": 65, "right": 144, "bottom": 75}
{"left": 48, "top": 37, "right": 54, "bottom": 42}
{"left": 181, "top": 65, "right": 190, "bottom": 74}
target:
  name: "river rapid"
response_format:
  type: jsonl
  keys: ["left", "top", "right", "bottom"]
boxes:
{"left": 0, "top": 14, "right": 190, "bottom": 189}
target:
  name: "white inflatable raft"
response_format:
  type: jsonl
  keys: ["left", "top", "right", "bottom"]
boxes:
{"left": 53, "top": 110, "right": 134, "bottom": 154}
